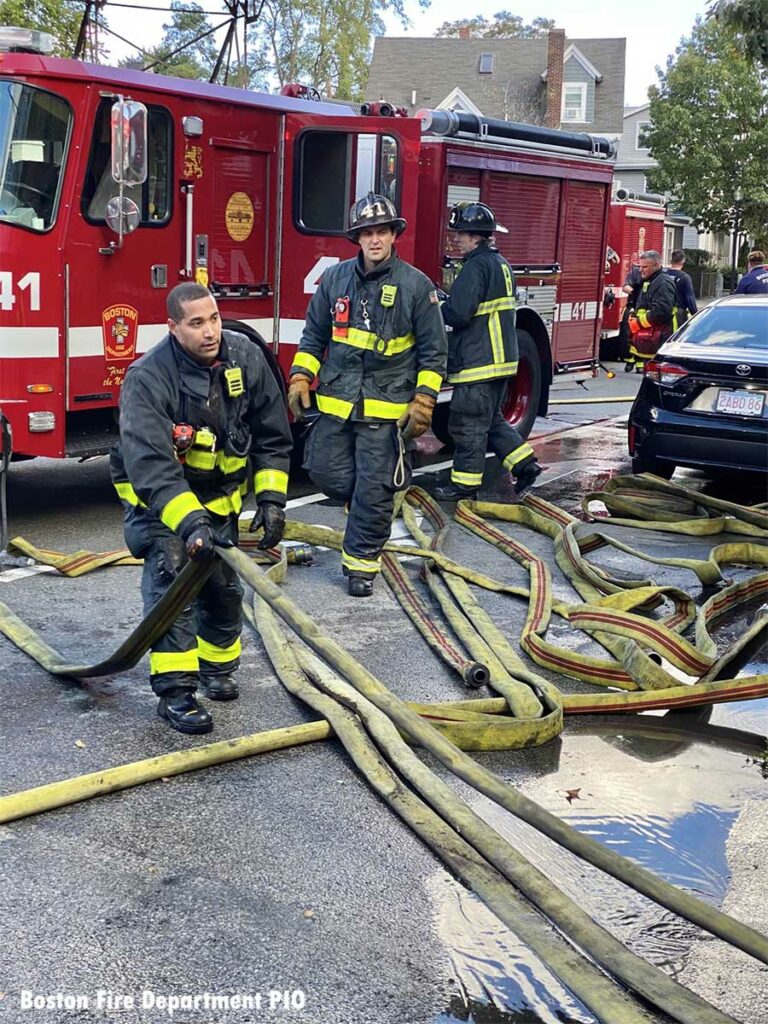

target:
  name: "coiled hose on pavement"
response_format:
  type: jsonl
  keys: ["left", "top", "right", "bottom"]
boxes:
{"left": 0, "top": 474, "right": 766, "bottom": 1023}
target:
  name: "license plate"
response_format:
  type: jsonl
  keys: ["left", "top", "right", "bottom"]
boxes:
{"left": 715, "top": 389, "right": 765, "bottom": 417}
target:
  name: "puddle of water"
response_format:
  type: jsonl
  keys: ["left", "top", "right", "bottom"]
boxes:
{"left": 429, "top": 879, "right": 594, "bottom": 1024}
{"left": 430, "top": 696, "right": 767, "bottom": 1021}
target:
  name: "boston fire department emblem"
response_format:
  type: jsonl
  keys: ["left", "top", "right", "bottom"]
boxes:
{"left": 102, "top": 304, "right": 139, "bottom": 362}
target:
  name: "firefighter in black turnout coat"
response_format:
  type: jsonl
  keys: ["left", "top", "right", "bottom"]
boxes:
{"left": 288, "top": 193, "right": 447, "bottom": 598}
{"left": 111, "top": 284, "right": 292, "bottom": 734}
{"left": 434, "top": 202, "right": 541, "bottom": 501}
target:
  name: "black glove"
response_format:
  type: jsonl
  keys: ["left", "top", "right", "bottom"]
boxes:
{"left": 249, "top": 501, "right": 286, "bottom": 549}
{"left": 181, "top": 516, "right": 216, "bottom": 563}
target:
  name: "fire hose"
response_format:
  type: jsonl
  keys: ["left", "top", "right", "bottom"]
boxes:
{"left": 0, "top": 475, "right": 766, "bottom": 1023}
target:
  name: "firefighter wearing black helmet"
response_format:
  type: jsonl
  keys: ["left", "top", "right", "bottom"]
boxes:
{"left": 434, "top": 202, "right": 541, "bottom": 501}
{"left": 288, "top": 192, "right": 447, "bottom": 598}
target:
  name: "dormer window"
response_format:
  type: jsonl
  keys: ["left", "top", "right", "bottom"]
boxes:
{"left": 478, "top": 53, "right": 495, "bottom": 74}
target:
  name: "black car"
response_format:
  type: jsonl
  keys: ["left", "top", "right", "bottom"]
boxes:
{"left": 628, "top": 295, "right": 768, "bottom": 479}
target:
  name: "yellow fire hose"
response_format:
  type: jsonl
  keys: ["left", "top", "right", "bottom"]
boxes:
{"left": 0, "top": 475, "right": 766, "bottom": 1023}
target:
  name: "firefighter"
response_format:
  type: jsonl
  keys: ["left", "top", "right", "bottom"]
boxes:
{"left": 626, "top": 250, "right": 676, "bottom": 373}
{"left": 665, "top": 248, "right": 698, "bottom": 327}
{"left": 433, "top": 202, "right": 541, "bottom": 502}
{"left": 620, "top": 263, "right": 643, "bottom": 371}
{"left": 110, "top": 283, "right": 292, "bottom": 734}
{"left": 288, "top": 193, "right": 447, "bottom": 598}
{"left": 735, "top": 250, "right": 768, "bottom": 294}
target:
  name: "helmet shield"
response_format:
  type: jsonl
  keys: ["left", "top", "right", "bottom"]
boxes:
{"left": 346, "top": 191, "right": 407, "bottom": 241}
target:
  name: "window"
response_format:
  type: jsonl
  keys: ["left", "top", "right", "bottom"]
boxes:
{"left": 478, "top": 53, "right": 495, "bottom": 74}
{"left": 82, "top": 98, "right": 172, "bottom": 225}
{"left": 0, "top": 82, "right": 71, "bottom": 232}
{"left": 561, "top": 82, "right": 587, "bottom": 123}
{"left": 636, "top": 121, "right": 652, "bottom": 150}
{"left": 295, "top": 131, "right": 399, "bottom": 235}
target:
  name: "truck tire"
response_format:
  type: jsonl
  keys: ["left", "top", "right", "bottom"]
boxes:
{"left": 502, "top": 330, "right": 541, "bottom": 440}
{"left": 430, "top": 402, "right": 453, "bottom": 448}
{"left": 222, "top": 320, "right": 286, "bottom": 400}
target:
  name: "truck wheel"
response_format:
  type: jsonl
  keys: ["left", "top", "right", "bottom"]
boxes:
{"left": 430, "top": 403, "right": 453, "bottom": 448}
{"left": 502, "top": 331, "right": 541, "bottom": 439}
{"left": 221, "top": 320, "right": 286, "bottom": 400}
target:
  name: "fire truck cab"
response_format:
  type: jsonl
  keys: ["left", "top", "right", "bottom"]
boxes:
{"left": 0, "top": 27, "right": 616, "bottom": 462}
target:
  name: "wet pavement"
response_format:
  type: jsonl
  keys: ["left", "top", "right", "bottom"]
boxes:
{"left": 0, "top": 366, "right": 766, "bottom": 1024}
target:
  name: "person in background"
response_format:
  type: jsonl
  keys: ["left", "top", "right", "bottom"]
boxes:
{"left": 626, "top": 250, "right": 677, "bottom": 373}
{"left": 734, "top": 250, "right": 768, "bottom": 294}
{"left": 620, "top": 262, "right": 643, "bottom": 371}
{"left": 665, "top": 248, "right": 697, "bottom": 328}
{"left": 433, "top": 201, "right": 541, "bottom": 501}
{"left": 111, "top": 284, "right": 292, "bottom": 734}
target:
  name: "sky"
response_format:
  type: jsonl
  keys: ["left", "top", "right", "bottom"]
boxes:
{"left": 102, "top": 0, "right": 711, "bottom": 107}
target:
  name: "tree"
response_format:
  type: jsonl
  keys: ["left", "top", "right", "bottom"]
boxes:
{"left": 250, "top": 0, "right": 421, "bottom": 101}
{"left": 137, "top": 1, "right": 219, "bottom": 79}
{"left": 647, "top": 17, "right": 768, "bottom": 241}
{"left": 435, "top": 12, "right": 555, "bottom": 39}
{"left": 0, "top": 0, "right": 87, "bottom": 57}
{"left": 707, "top": 0, "right": 768, "bottom": 66}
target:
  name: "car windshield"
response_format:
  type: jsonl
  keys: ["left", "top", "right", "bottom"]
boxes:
{"left": 0, "top": 82, "right": 71, "bottom": 231}
{"left": 676, "top": 304, "right": 768, "bottom": 351}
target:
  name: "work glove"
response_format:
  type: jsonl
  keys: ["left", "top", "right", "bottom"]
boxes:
{"left": 627, "top": 313, "right": 640, "bottom": 336}
{"left": 181, "top": 516, "right": 216, "bottom": 563}
{"left": 287, "top": 375, "right": 312, "bottom": 419}
{"left": 249, "top": 501, "right": 286, "bottom": 549}
{"left": 397, "top": 393, "right": 436, "bottom": 442}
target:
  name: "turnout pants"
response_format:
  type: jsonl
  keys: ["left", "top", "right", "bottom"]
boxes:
{"left": 304, "top": 414, "right": 410, "bottom": 577}
{"left": 124, "top": 508, "right": 243, "bottom": 696}
{"left": 449, "top": 379, "right": 534, "bottom": 491}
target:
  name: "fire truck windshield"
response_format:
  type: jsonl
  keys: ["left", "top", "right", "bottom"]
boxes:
{"left": 0, "top": 82, "right": 70, "bottom": 232}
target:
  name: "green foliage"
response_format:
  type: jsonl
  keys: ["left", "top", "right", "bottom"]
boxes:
{"left": 647, "top": 17, "right": 768, "bottom": 238}
{"left": 251, "top": 0, "right": 420, "bottom": 100}
{"left": 435, "top": 12, "right": 555, "bottom": 39}
{"left": 708, "top": 0, "right": 768, "bottom": 66}
{"left": 682, "top": 248, "right": 712, "bottom": 268}
{"left": 0, "top": 0, "right": 85, "bottom": 56}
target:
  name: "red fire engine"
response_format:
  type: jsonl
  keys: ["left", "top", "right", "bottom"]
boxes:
{"left": 601, "top": 188, "right": 666, "bottom": 359}
{"left": 0, "top": 26, "right": 615, "bottom": 462}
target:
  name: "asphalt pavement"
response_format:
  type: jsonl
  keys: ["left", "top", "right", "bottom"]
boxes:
{"left": 1, "top": 367, "right": 766, "bottom": 1024}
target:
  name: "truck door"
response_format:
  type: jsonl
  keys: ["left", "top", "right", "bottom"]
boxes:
{"left": 60, "top": 92, "right": 177, "bottom": 456}
{"left": 276, "top": 113, "right": 421, "bottom": 375}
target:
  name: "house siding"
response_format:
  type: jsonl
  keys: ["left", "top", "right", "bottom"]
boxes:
{"left": 562, "top": 57, "right": 594, "bottom": 123}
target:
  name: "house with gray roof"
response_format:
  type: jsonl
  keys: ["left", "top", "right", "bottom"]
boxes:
{"left": 365, "top": 31, "right": 625, "bottom": 135}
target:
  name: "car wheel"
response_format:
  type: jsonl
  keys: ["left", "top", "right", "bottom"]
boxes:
{"left": 631, "top": 454, "right": 674, "bottom": 479}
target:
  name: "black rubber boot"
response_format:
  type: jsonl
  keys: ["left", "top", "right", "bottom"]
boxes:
{"left": 433, "top": 483, "right": 478, "bottom": 502}
{"left": 157, "top": 689, "right": 213, "bottom": 734}
{"left": 514, "top": 458, "right": 542, "bottom": 498}
{"left": 624, "top": 360, "right": 635, "bottom": 373}
{"left": 201, "top": 676, "right": 239, "bottom": 701}
{"left": 347, "top": 574, "right": 374, "bottom": 598}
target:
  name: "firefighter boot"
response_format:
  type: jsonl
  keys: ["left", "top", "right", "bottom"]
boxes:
{"left": 201, "top": 675, "right": 240, "bottom": 701}
{"left": 433, "top": 482, "right": 478, "bottom": 502}
{"left": 347, "top": 573, "right": 375, "bottom": 598}
{"left": 513, "top": 457, "right": 542, "bottom": 498}
{"left": 157, "top": 689, "right": 213, "bottom": 734}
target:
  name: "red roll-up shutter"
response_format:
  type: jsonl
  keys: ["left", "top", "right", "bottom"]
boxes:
{"left": 485, "top": 173, "right": 560, "bottom": 264}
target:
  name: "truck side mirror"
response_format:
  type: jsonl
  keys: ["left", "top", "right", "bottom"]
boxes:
{"left": 104, "top": 195, "right": 141, "bottom": 237}
{"left": 110, "top": 99, "right": 148, "bottom": 186}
